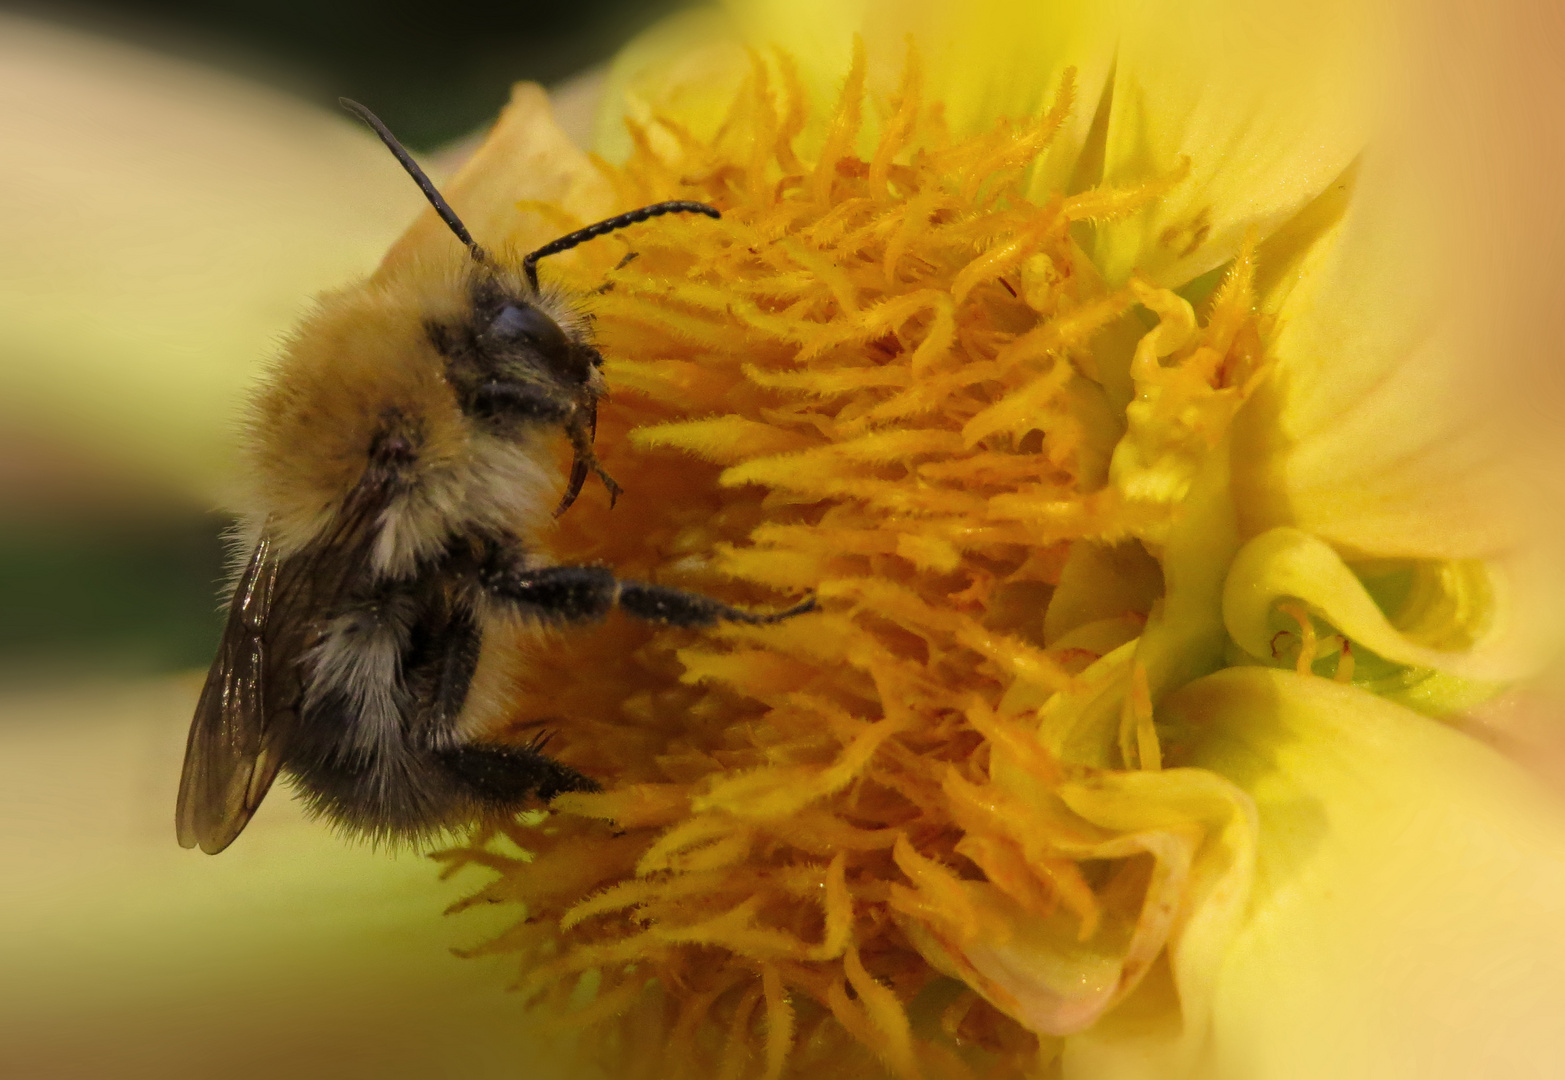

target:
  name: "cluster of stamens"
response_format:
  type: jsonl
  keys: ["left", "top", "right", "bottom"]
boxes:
{"left": 438, "top": 47, "right": 1273, "bottom": 1079}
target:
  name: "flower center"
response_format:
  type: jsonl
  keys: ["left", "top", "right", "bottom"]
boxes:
{"left": 443, "top": 47, "right": 1270, "bottom": 1078}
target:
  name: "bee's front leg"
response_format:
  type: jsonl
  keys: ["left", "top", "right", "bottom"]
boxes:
{"left": 480, "top": 561, "right": 815, "bottom": 629}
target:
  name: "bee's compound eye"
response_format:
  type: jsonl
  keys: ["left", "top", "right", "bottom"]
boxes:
{"left": 484, "top": 303, "right": 569, "bottom": 355}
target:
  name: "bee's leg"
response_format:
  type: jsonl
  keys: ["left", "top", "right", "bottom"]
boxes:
{"left": 433, "top": 742, "right": 600, "bottom": 806}
{"left": 450, "top": 561, "right": 811, "bottom": 814}
{"left": 481, "top": 564, "right": 815, "bottom": 629}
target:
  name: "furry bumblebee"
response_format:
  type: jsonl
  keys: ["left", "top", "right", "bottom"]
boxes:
{"left": 176, "top": 100, "right": 811, "bottom": 854}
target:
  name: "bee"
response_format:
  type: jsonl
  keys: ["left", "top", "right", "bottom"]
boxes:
{"left": 176, "top": 100, "right": 812, "bottom": 854}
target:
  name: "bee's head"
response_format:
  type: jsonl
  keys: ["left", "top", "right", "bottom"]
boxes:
{"left": 338, "top": 99, "right": 717, "bottom": 515}
{"left": 427, "top": 268, "right": 604, "bottom": 439}
{"left": 474, "top": 287, "right": 600, "bottom": 393}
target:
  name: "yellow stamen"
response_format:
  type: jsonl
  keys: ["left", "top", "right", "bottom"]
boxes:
{"left": 1279, "top": 601, "right": 1319, "bottom": 675}
{"left": 450, "top": 42, "right": 1274, "bottom": 1076}
{"left": 1334, "top": 637, "right": 1357, "bottom": 683}
{"left": 1118, "top": 661, "right": 1163, "bottom": 771}
{"left": 759, "top": 964, "right": 794, "bottom": 1080}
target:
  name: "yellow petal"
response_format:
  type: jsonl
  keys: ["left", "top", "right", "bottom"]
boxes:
{"left": 0, "top": 16, "right": 422, "bottom": 504}
{"left": 889, "top": 765, "right": 1254, "bottom": 1052}
{"left": 1221, "top": 137, "right": 1560, "bottom": 703}
{"left": 1023, "top": 440, "right": 1240, "bottom": 771}
{"left": 1054, "top": 768, "right": 1255, "bottom": 1079}
{"left": 1133, "top": 436, "right": 1241, "bottom": 702}
{"left": 591, "top": 7, "right": 753, "bottom": 165}
{"left": 604, "top": 0, "right": 1383, "bottom": 290}
{"left": 1163, "top": 668, "right": 1565, "bottom": 1080}
{"left": 1043, "top": 540, "right": 1164, "bottom": 648}
{"left": 1229, "top": 0, "right": 1565, "bottom": 569}
{"left": 1223, "top": 527, "right": 1545, "bottom": 686}
{"left": 1230, "top": 145, "right": 1520, "bottom": 561}
{"left": 747, "top": 0, "right": 1118, "bottom": 196}
{"left": 1093, "top": 0, "right": 1385, "bottom": 286}
{"left": 599, "top": 0, "right": 1117, "bottom": 194}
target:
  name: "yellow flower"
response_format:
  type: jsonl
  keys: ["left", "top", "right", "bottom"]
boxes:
{"left": 339, "top": 1, "right": 1565, "bottom": 1077}
{"left": 6, "top": 2, "right": 1565, "bottom": 1079}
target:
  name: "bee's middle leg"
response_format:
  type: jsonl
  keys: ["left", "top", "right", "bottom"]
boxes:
{"left": 481, "top": 563, "right": 815, "bottom": 628}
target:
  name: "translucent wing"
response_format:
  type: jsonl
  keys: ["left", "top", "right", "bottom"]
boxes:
{"left": 176, "top": 535, "right": 292, "bottom": 853}
{"left": 176, "top": 469, "right": 403, "bottom": 853}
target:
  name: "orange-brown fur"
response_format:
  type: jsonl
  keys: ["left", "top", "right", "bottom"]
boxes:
{"left": 244, "top": 248, "right": 592, "bottom": 577}
{"left": 248, "top": 249, "right": 473, "bottom": 555}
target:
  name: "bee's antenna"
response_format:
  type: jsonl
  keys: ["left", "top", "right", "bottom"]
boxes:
{"left": 340, "top": 98, "right": 484, "bottom": 260}
{"left": 523, "top": 201, "right": 720, "bottom": 291}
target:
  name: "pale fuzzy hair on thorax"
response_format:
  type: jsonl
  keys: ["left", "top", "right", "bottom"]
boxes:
{"left": 244, "top": 246, "right": 563, "bottom": 576}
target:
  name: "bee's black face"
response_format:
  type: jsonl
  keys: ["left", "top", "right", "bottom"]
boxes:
{"left": 479, "top": 302, "right": 592, "bottom": 386}
{"left": 468, "top": 271, "right": 601, "bottom": 391}
{"left": 428, "top": 279, "right": 601, "bottom": 435}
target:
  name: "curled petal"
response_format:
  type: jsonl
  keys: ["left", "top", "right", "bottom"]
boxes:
{"left": 891, "top": 760, "right": 1254, "bottom": 1061}
{"left": 1224, "top": 527, "right": 1546, "bottom": 687}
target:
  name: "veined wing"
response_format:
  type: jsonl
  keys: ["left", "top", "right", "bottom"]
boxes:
{"left": 175, "top": 459, "right": 407, "bottom": 853}
{"left": 175, "top": 534, "right": 286, "bottom": 854}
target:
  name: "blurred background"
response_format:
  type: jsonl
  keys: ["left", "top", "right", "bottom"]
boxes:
{"left": 0, "top": 0, "right": 679, "bottom": 687}
{"left": 13, "top": 0, "right": 677, "bottom": 145}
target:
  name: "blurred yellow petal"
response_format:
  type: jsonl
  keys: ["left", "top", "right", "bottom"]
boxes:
{"left": 727, "top": 0, "right": 1118, "bottom": 196}
{"left": 596, "top": 0, "right": 1116, "bottom": 194}
{"left": 605, "top": 0, "right": 1380, "bottom": 293}
{"left": 592, "top": 7, "right": 752, "bottom": 165}
{"left": 0, "top": 16, "right": 422, "bottom": 505}
{"left": 1164, "top": 668, "right": 1565, "bottom": 1080}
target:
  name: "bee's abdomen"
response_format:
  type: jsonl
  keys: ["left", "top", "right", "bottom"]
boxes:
{"left": 286, "top": 582, "right": 593, "bottom": 842}
{"left": 285, "top": 720, "right": 597, "bottom": 843}
{"left": 284, "top": 722, "right": 471, "bottom": 841}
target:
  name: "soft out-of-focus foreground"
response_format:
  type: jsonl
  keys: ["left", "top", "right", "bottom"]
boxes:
{"left": 3, "top": 0, "right": 1565, "bottom": 1077}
